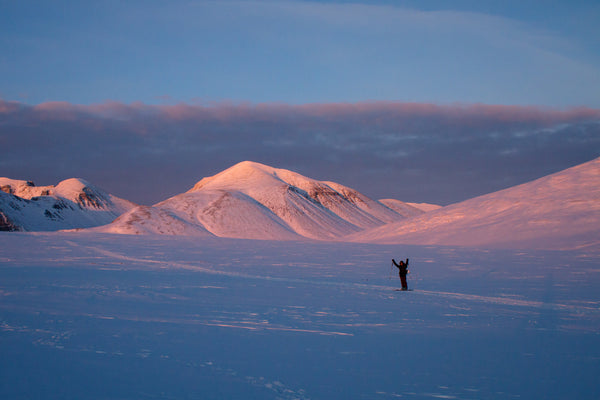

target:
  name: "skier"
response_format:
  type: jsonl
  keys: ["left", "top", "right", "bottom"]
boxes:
{"left": 392, "top": 258, "right": 409, "bottom": 290}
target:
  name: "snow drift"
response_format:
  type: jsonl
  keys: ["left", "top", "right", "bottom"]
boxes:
{"left": 0, "top": 178, "right": 136, "bottom": 231}
{"left": 349, "top": 157, "right": 600, "bottom": 250}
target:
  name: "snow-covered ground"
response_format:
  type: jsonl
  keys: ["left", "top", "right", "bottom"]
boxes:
{"left": 1, "top": 232, "right": 598, "bottom": 399}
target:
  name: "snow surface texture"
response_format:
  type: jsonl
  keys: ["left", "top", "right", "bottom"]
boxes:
{"left": 0, "top": 178, "right": 136, "bottom": 231}
{"left": 350, "top": 157, "right": 600, "bottom": 250}
{"left": 95, "top": 161, "right": 418, "bottom": 239}
{"left": 0, "top": 232, "right": 598, "bottom": 399}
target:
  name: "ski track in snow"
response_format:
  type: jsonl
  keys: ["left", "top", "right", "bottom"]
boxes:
{"left": 70, "top": 240, "right": 600, "bottom": 317}
{"left": 1, "top": 233, "right": 599, "bottom": 400}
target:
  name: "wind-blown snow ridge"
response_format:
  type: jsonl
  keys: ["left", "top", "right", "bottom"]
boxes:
{"left": 349, "top": 157, "right": 600, "bottom": 250}
{"left": 95, "top": 161, "right": 416, "bottom": 240}
{"left": 0, "top": 177, "right": 136, "bottom": 231}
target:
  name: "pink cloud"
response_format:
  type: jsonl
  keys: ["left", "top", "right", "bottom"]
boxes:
{"left": 0, "top": 99, "right": 25, "bottom": 114}
{"left": 8, "top": 98, "right": 599, "bottom": 127}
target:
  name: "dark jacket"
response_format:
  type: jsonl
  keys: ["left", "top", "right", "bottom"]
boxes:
{"left": 392, "top": 258, "right": 409, "bottom": 277}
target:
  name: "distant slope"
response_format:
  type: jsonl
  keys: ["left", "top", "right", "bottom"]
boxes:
{"left": 379, "top": 199, "right": 437, "bottom": 217}
{"left": 97, "top": 161, "right": 412, "bottom": 240}
{"left": 91, "top": 206, "right": 215, "bottom": 236}
{"left": 155, "top": 190, "right": 303, "bottom": 240}
{"left": 0, "top": 178, "right": 137, "bottom": 231}
{"left": 349, "top": 157, "right": 600, "bottom": 250}
{"left": 405, "top": 202, "right": 443, "bottom": 213}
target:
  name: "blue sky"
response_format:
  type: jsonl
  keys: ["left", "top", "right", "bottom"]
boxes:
{"left": 1, "top": 1, "right": 599, "bottom": 205}
{"left": 2, "top": 0, "right": 599, "bottom": 106}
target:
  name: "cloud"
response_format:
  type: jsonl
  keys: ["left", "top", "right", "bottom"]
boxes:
{"left": 1, "top": 99, "right": 599, "bottom": 205}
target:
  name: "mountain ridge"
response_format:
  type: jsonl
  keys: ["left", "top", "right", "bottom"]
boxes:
{"left": 0, "top": 178, "right": 137, "bottom": 231}
{"left": 347, "top": 157, "right": 600, "bottom": 250}
{"left": 4, "top": 158, "right": 596, "bottom": 250}
{"left": 94, "top": 161, "right": 420, "bottom": 240}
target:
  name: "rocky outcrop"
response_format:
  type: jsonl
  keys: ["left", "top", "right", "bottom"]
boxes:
{"left": 0, "top": 211, "right": 20, "bottom": 231}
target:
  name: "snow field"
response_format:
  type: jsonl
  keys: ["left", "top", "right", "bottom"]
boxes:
{"left": 0, "top": 233, "right": 598, "bottom": 399}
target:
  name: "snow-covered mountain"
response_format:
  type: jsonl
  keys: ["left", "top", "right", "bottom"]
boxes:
{"left": 95, "top": 161, "right": 415, "bottom": 240}
{"left": 0, "top": 178, "right": 137, "bottom": 231}
{"left": 349, "top": 157, "right": 600, "bottom": 250}
{"left": 6, "top": 159, "right": 597, "bottom": 249}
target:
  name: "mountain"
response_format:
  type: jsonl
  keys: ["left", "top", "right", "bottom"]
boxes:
{"left": 0, "top": 178, "right": 137, "bottom": 231}
{"left": 348, "top": 157, "right": 600, "bottom": 250}
{"left": 95, "top": 161, "right": 415, "bottom": 240}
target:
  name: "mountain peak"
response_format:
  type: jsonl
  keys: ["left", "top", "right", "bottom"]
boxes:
{"left": 0, "top": 177, "right": 96, "bottom": 200}
{"left": 117, "top": 161, "right": 410, "bottom": 240}
{"left": 189, "top": 161, "right": 301, "bottom": 192}
{"left": 0, "top": 177, "right": 54, "bottom": 198}
{"left": 231, "top": 160, "right": 270, "bottom": 170}
{"left": 0, "top": 176, "right": 137, "bottom": 231}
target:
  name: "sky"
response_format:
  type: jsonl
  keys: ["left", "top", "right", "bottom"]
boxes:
{"left": 1, "top": 0, "right": 599, "bottom": 205}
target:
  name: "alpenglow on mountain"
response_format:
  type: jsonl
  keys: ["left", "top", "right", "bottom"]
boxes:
{"left": 349, "top": 157, "right": 600, "bottom": 250}
{"left": 0, "top": 178, "right": 136, "bottom": 231}
{"left": 93, "top": 161, "right": 424, "bottom": 239}
{"left": 2, "top": 159, "right": 598, "bottom": 250}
